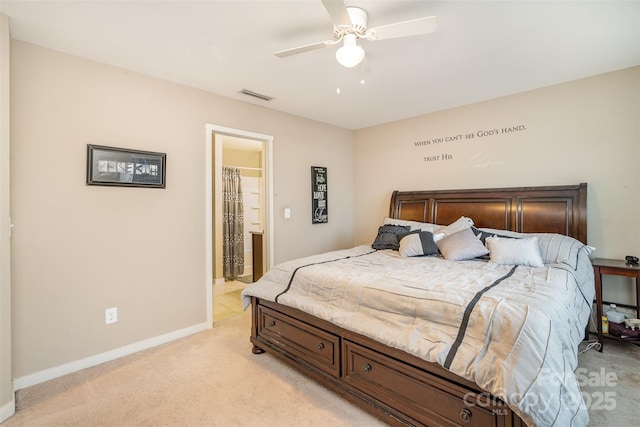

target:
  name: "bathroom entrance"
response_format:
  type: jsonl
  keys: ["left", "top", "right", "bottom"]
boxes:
{"left": 205, "top": 124, "right": 273, "bottom": 324}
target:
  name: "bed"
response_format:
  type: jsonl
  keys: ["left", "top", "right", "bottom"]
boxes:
{"left": 241, "top": 183, "right": 593, "bottom": 427}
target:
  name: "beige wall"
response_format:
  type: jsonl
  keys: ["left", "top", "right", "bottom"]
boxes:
{"left": 0, "top": 13, "right": 14, "bottom": 421}
{"left": 10, "top": 41, "right": 354, "bottom": 382}
{"left": 354, "top": 67, "right": 640, "bottom": 306}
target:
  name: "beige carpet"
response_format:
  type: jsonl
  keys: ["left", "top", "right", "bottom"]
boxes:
{"left": 4, "top": 308, "right": 639, "bottom": 426}
{"left": 5, "top": 310, "right": 386, "bottom": 427}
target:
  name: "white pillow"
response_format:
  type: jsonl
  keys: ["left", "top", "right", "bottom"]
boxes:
{"left": 438, "top": 216, "right": 474, "bottom": 238}
{"left": 436, "top": 228, "right": 489, "bottom": 261}
{"left": 486, "top": 236, "right": 544, "bottom": 267}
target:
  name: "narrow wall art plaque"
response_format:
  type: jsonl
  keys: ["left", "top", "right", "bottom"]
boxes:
{"left": 311, "top": 166, "right": 328, "bottom": 223}
{"left": 86, "top": 144, "right": 166, "bottom": 188}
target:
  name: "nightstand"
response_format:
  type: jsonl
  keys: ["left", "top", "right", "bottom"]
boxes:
{"left": 592, "top": 258, "right": 640, "bottom": 352}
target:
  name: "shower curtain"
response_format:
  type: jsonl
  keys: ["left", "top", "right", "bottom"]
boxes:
{"left": 223, "top": 166, "right": 244, "bottom": 280}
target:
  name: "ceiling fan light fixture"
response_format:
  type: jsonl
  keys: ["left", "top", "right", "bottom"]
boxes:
{"left": 335, "top": 33, "right": 365, "bottom": 68}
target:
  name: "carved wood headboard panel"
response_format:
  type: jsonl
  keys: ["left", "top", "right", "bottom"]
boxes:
{"left": 389, "top": 183, "right": 587, "bottom": 243}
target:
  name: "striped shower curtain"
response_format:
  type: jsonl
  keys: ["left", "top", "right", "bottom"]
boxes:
{"left": 223, "top": 166, "right": 244, "bottom": 280}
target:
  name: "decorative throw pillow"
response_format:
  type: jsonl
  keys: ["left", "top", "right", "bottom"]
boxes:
{"left": 471, "top": 226, "right": 516, "bottom": 244}
{"left": 436, "top": 228, "right": 489, "bottom": 261}
{"left": 384, "top": 217, "right": 444, "bottom": 233}
{"left": 486, "top": 236, "right": 544, "bottom": 267}
{"left": 371, "top": 224, "right": 411, "bottom": 250}
{"left": 438, "top": 216, "right": 474, "bottom": 238}
{"left": 399, "top": 231, "right": 439, "bottom": 257}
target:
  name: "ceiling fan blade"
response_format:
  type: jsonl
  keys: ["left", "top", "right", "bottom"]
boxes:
{"left": 275, "top": 40, "right": 333, "bottom": 58}
{"left": 321, "top": 0, "right": 352, "bottom": 27}
{"left": 369, "top": 16, "right": 437, "bottom": 41}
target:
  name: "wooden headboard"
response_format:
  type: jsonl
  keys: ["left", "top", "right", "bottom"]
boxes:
{"left": 389, "top": 183, "right": 587, "bottom": 243}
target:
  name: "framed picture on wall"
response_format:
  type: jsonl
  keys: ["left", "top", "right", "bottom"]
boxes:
{"left": 86, "top": 144, "right": 166, "bottom": 188}
{"left": 311, "top": 166, "right": 328, "bottom": 223}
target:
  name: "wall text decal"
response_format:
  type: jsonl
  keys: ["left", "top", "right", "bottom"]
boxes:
{"left": 414, "top": 124, "right": 527, "bottom": 163}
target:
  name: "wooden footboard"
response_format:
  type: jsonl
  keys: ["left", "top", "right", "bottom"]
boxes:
{"left": 250, "top": 297, "right": 524, "bottom": 427}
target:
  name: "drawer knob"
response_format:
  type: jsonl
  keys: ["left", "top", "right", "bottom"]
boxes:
{"left": 362, "top": 363, "right": 372, "bottom": 373}
{"left": 316, "top": 343, "right": 324, "bottom": 351}
{"left": 460, "top": 409, "right": 472, "bottom": 423}
{"left": 268, "top": 320, "right": 275, "bottom": 327}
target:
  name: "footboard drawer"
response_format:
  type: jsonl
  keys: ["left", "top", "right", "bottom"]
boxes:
{"left": 343, "top": 340, "right": 510, "bottom": 427}
{"left": 257, "top": 305, "right": 340, "bottom": 377}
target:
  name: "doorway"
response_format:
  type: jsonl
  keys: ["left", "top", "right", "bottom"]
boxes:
{"left": 205, "top": 124, "right": 273, "bottom": 325}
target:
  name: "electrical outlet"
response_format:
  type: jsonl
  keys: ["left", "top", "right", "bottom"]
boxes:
{"left": 105, "top": 307, "right": 118, "bottom": 325}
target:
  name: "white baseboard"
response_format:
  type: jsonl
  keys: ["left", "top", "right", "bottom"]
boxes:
{"left": 0, "top": 398, "right": 15, "bottom": 423}
{"left": 13, "top": 321, "right": 212, "bottom": 391}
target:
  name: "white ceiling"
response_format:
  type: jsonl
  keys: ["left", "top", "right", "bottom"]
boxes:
{"left": 2, "top": 0, "right": 639, "bottom": 130}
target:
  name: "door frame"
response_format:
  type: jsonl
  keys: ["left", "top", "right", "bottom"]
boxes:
{"left": 205, "top": 124, "right": 274, "bottom": 325}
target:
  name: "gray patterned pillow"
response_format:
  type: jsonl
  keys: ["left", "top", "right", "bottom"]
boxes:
{"left": 471, "top": 226, "right": 516, "bottom": 244}
{"left": 399, "top": 231, "right": 439, "bottom": 257}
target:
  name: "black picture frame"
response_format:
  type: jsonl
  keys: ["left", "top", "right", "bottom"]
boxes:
{"left": 311, "top": 166, "right": 328, "bottom": 223}
{"left": 86, "top": 144, "right": 166, "bottom": 188}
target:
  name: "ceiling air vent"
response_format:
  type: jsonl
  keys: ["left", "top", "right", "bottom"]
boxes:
{"left": 240, "top": 89, "right": 273, "bottom": 101}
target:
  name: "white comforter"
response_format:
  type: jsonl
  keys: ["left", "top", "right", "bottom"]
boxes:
{"left": 241, "top": 235, "right": 594, "bottom": 427}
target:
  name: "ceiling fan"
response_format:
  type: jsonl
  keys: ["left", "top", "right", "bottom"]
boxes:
{"left": 275, "top": 0, "right": 437, "bottom": 68}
